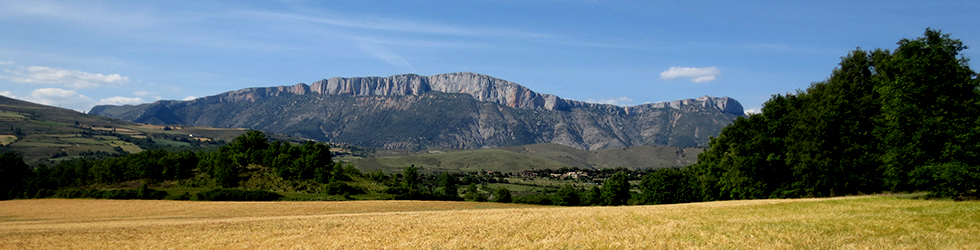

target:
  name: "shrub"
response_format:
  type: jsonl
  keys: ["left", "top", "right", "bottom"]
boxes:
{"left": 514, "top": 194, "right": 553, "bottom": 205}
{"left": 44, "top": 188, "right": 168, "bottom": 200}
{"left": 912, "top": 162, "right": 980, "bottom": 200}
{"left": 166, "top": 192, "right": 193, "bottom": 200}
{"left": 492, "top": 188, "right": 512, "bottom": 203}
{"left": 324, "top": 181, "right": 365, "bottom": 195}
{"left": 193, "top": 188, "right": 283, "bottom": 201}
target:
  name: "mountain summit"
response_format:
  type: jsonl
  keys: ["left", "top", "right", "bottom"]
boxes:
{"left": 90, "top": 72, "right": 743, "bottom": 150}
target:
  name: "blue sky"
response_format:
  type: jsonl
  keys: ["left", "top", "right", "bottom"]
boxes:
{"left": 1, "top": 0, "right": 978, "bottom": 113}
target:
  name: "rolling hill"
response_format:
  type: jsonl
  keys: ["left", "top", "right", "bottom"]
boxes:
{"left": 0, "top": 95, "right": 278, "bottom": 164}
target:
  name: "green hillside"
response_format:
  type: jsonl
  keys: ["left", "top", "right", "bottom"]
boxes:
{"left": 0, "top": 96, "right": 286, "bottom": 164}
{"left": 347, "top": 143, "right": 700, "bottom": 173}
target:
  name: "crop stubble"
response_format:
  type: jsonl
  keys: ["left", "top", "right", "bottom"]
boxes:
{"left": 0, "top": 196, "right": 978, "bottom": 249}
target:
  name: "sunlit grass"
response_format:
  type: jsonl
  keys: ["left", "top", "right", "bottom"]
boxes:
{"left": 0, "top": 196, "right": 977, "bottom": 249}
{"left": 0, "top": 135, "right": 16, "bottom": 145}
{"left": 105, "top": 140, "right": 142, "bottom": 153}
{"left": 0, "top": 110, "right": 27, "bottom": 119}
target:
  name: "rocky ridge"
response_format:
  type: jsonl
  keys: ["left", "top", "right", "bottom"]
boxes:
{"left": 206, "top": 72, "right": 742, "bottom": 115}
{"left": 90, "top": 72, "right": 744, "bottom": 150}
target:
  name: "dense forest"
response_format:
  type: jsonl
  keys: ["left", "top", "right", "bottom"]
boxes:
{"left": 1, "top": 29, "right": 977, "bottom": 205}
{"left": 642, "top": 29, "right": 980, "bottom": 203}
{"left": 0, "top": 130, "right": 348, "bottom": 201}
{"left": 0, "top": 130, "right": 638, "bottom": 204}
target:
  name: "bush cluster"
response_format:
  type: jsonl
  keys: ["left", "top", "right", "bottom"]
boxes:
{"left": 193, "top": 188, "right": 283, "bottom": 201}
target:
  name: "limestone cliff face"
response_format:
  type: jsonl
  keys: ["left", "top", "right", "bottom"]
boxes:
{"left": 90, "top": 72, "right": 744, "bottom": 149}
{"left": 212, "top": 72, "right": 740, "bottom": 115}
{"left": 303, "top": 72, "right": 563, "bottom": 110}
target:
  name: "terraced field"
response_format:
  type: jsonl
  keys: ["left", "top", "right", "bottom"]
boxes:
{"left": 1, "top": 95, "right": 274, "bottom": 164}
{"left": 1, "top": 196, "right": 977, "bottom": 249}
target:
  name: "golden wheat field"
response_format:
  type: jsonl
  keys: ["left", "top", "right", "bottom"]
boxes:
{"left": 1, "top": 196, "right": 978, "bottom": 249}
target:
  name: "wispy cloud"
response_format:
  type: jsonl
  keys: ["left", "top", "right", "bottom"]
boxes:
{"left": 2, "top": 1, "right": 550, "bottom": 75}
{"left": 660, "top": 67, "right": 721, "bottom": 83}
{"left": 0, "top": 0, "right": 157, "bottom": 30}
{"left": 587, "top": 96, "right": 634, "bottom": 106}
{"left": 237, "top": 10, "right": 552, "bottom": 39}
{"left": 2, "top": 66, "right": 129, "bottom": 88}
{"left": 97, "top": 96, "right": 144, "bottom": 106}
{"left": 0, "top": 61, "right": 13, "bottom": 65}
{"left": 355, "top": 42, "right": 414, "bottom": 70}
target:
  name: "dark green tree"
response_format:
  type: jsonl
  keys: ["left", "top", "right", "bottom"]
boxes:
{"left": 911, "top": 162, "right": 980, "bottom": 199}
{"left": 601, "top": 171, "right": 631, "bottom": 206}
{"left": 436, "top": 172, "right": 460, "bottom": 200}
{"left": 136, "top": 182, "right": 149, "bottom": 199}
{"left": 790, "top": 49, "right": 882, "bottom": 196}
{"left": 873, "top": 28, "right": 980, "bottom": 191}
{"left": 687, "top": 28, "right": 979, "bottom": 199}
{"left": 639, "top": 168, "right": 700, "bottom": 204}
{"left": 214, "top": 163, "right": 240, "bottom": 188}
{"left": 200, "top": 150, "right": 240, "bottom": 187}
{"left": 464, "top": 183, "right": 486, "bottom": 202}
{"left": 0, "top": 152, "right": 32, "bottom": 199}
{"left": 584, "top": 186, "right": 602, "bottom": 206}
{"left": 402, "top": 165, "right": 420, "bottom": 190}
{"left": 92, "top": 157, "right": 123, "bottom": 184}
{"left": 228, "top": 130, "right": 269, "bottom": 165}
{"left": 270, "top": 153, "right": 294, "bottom": 179}
{"left": 298, "top": 141, "right": 332, "bottom": 181}
{"left": 133, "top": 150, "right": 167, "bottom": 182}
{"left": 492, "top": 187, "right": 512, "bottom": 203}
{"left": 554, "top": 185, "right": 581, "bottom": 206}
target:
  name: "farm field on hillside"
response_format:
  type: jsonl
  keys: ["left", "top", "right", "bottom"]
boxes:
{"left": 1, "top": 196, "right": 978, "bottom": 249}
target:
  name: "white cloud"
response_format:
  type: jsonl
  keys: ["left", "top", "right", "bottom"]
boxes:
{"left": 0, "top": 90, "right": 15, "bottom": 98}
{"left": 660, "top": 67, "right": 721, "bottom": 83}
{"left": 183, "top": 96, "right": 198, "bottom": 101}
{"left": 744, "top": 108, "right": 761, "bottom": 115}
{"left": 133, "top": 91, "right": 151, "bottom": 96}
{"left": 97, "top": 96, "right": 145, "bottom": 106}
{"left": 0, "top": 61, "right": 13, "bottom": 65}
{"left": 587, "top": 96, "right": 634, "bottom": 106}
{"left": 3, "top": 66, "right": 129, "bottom": 88}
{"left": 24, "top": 88, "right": 93, "bottom": 112}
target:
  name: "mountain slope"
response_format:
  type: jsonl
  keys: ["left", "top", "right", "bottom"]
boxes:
{"left": 90, "top": 72, "right": 744, "bottom": 150}
{"left": 0, "top": 95, "right": 274, "bottom": 164}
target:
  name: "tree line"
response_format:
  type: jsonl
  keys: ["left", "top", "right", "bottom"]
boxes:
{"left": 636, "top": 29, "right": 980, "bottom": 204}
{"left": 2, "top": 29, "right": 976, "bottom": 204}
{"left": 0, "top": 129, "right": 352, "bottom": 200}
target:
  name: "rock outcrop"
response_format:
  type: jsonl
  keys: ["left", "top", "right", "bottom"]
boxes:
{"left": 90, "top": 72, "right": 744, "bottom": 150}
{"left": 198, "top": 72, "right": 741, "bottom": 114}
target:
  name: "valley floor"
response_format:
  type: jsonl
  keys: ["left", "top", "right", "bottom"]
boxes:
{"left": 0, "top": 196, "right": 977, "bottom": 249}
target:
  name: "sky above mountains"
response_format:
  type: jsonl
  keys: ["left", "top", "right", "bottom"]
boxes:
{"left": 1, "top": 0, "right": 978, "bottom": 113}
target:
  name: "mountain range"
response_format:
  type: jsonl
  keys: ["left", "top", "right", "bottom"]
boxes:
{"left": 90, "top": 72, "right": 744, "bottom": 150}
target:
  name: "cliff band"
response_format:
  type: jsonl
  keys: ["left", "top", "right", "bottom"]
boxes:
{"left": 90, "top": 72, "right": 744, "bottom": 150}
